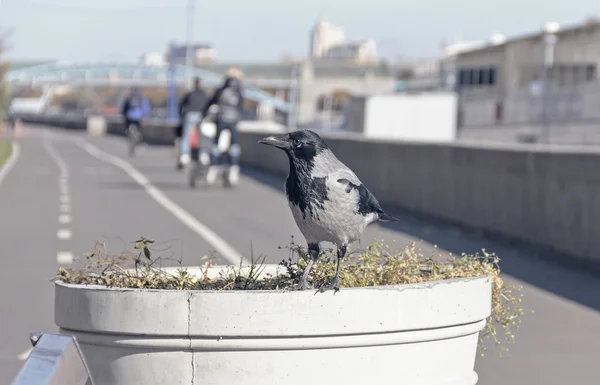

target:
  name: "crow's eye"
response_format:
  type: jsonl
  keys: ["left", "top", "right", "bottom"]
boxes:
{"left": 293, "top": 139, "right": 302, "bottom": 147}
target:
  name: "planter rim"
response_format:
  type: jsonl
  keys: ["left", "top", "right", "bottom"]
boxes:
{"left": 54, "top": 273, "right": 490, "bottom": 294}
{"left": 59, "top": 319, "right": 487, "bottom": 351}
{"left": 55, "top": 267, "right": 492, "bottom": 338}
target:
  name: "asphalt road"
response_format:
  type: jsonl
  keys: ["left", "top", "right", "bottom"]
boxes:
{"left": 1, "top": 125, "right": 599, "bottom": 384}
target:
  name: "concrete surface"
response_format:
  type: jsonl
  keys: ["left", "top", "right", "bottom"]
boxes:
{"left": 0, "top": 124, "right": 599, "bottom": 385}
{"left": 55, "top": 276, "right": 489, "bottom": 385}
{"left": 240, "top": 129, "right": 600, "bottom": 272}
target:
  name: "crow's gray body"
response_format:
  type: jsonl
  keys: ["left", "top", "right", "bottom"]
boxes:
{"left": 285, "top": 149, "right": 378, "bottom": 246}
{"left": 258, "top": 130, "right": 397, "bottom": 292}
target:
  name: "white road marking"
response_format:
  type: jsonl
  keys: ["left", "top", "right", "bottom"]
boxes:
{"left": 56, "top": 251, "right": 74, "bottom": 264}
{"left": 0, "top": 142, "right": 20, "bottom": 186}
{"left": 17, "top": 348, "right": 33, "bottom": 361}
{"left": 59, "top": 214, "right": 72, "bottom": 224}
{"left": 43, "top": 139, "right": 69, "bottom": 178}
{"left": 44, "top": 138, "right": 75, "bottom": 230}
{"left": 77, "top": 139, "right": 246, "bottom": 265}
{"left": 57, "top": 229, "right": 72, "bottom": 240}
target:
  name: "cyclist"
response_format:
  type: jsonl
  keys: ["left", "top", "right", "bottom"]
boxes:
{"left": 120, "top": 87, "right": 151, "bottom": 138}
{"left": 202, "top": 68, "right": 244, "bottom": 185}
{"left": 177, "top": 77, "right": 208, "bottom": 169}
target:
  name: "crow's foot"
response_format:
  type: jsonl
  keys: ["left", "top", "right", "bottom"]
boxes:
{"left": 317, "top": 278, "right": 340, "bottom": 294}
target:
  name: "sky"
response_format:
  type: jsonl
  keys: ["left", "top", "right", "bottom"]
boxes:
{"left": 0, "top": 0, "right": 598, "bottom": 63}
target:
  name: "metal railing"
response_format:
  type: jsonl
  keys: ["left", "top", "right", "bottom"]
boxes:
{"left": 11, "top": 333, "right": 95, "bottom": 385}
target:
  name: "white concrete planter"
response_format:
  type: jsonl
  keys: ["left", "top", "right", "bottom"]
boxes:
{"left": 54, "top": 266, "right": 491, "bottom": 385}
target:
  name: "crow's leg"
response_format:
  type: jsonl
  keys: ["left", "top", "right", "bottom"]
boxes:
{"left": 318, "top": 244, "right": 347, "bottom": 294}
{"left": 293, "top": 242, "right": 319, "bottom": 291}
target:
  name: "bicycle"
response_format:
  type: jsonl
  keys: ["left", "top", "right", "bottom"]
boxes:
{"left": 126, "top": 122, "right": 143, "bottom": 157}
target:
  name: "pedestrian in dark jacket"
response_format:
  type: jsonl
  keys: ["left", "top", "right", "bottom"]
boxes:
{"left": 178, "top": 77, "right": 208, "bottom": 167}
{"left": 202, "top": 68, "right": 244, "bottom": 186}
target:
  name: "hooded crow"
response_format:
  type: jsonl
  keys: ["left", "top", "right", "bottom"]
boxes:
{"left": 258, "top": 130, "right": 398, "bottom": 293}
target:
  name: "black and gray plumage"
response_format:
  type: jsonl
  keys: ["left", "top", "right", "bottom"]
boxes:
{"left": 258, "top": 130, "right": 398, "bottom": 293}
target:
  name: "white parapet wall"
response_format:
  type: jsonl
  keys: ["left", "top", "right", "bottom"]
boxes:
{"left": 346, "top": 92, "right": 458, "bottom": 142}
{"left": 239, "top": 128, "right": 600, "bottom": 271}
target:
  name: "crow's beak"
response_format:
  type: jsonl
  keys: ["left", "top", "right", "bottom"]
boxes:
{"left": 258, "top": 134, "right": 289, "bottom": 149}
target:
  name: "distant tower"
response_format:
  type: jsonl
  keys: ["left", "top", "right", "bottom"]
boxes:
{"left": 309, "top": 18, "right": 345, "bottom": 58}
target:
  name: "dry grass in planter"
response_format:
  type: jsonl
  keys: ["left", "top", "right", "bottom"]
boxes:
{"left": 54, "top": 236, "right": 526, "bottom": 357}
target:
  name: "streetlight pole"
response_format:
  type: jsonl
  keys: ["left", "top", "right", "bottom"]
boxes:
{"left": 166, "top": 42, "right": 178, "bottom": 123}
{"left": 184, "top": 0, "right": 195, "bottom": 91}
{"left": 287, "top": 63, "right": 300, "bottom": 131}
{"left": 540, "top": 22, "right": 559, "bottom": 144}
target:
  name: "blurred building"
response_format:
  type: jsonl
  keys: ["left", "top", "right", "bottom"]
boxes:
{"left": 397, "top": 38, "right": 488, "bottom": 92}
{"left": 310, "top": 19, "right": 378, "bottom": 64}
{"left": 168, "top": 42, "right": 216, "bottom": 64}
{"left": 455, "top": 17, "right": 600, "bottom": 128}
{"left": 323, "top": 40, "right": 378, "bottom": 64}
{"left": 195, "top": 60, "right": 398, "bottom": 127}
{"left": 139, "top": 52, "right": 166, "bottom": 67}
{"left": 398, "top": 57, "right": 444, "bottom": 91}
{"left": 310, "top": 19, "right": 346, "bottom": 58}
{"left": 345, "top": 91, "right": 458, "bottom": 141}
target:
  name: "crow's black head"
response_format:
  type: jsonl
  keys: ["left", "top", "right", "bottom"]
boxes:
{"left": 258, "top": 130, "right": 328, "bottom": 162}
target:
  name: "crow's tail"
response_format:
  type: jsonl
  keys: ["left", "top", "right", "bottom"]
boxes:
{"left": 378, "top": 212, "right": 399, "bottom": 222}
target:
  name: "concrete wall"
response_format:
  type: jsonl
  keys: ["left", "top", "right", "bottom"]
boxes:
{"left": 239, "top": 129, "right": 600, "bottom": 270}
{"left": 460, "top": 83, "right": 600, "bottom": 127}
{"left": 458, "top": 121, "right": 600, "bottom": 145}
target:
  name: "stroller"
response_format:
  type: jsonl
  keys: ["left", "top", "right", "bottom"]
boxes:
{"left": 182, "top": 105, "right": 239, "bottom": 189}
{"left": 205, "top": 127, "right": 240, "bottom": 189}
{"left": 182, "top": 118, "right": 211, "bottom": 189}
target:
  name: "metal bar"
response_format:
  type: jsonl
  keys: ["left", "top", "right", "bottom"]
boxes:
{"left": 11, "top": 333, "right": 95, "bottom": 385}
{"left": 167, "top": 42, "right": 179, "bottom": 123}
{"left": 184, "top": 0, "right": 195, "bottom": 90}
{"left": 287, "top": 64, "right": 299, "bottom": 131}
